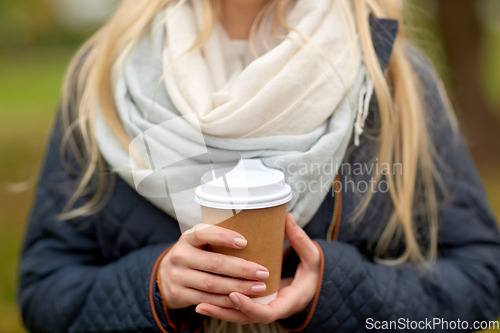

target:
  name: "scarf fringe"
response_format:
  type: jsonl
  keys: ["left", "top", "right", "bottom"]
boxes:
{"left": 203, "top": 317, "right": 290, "bottom": 333}
{"left": 353, "top": 74, "right": 374, "bottom": 146}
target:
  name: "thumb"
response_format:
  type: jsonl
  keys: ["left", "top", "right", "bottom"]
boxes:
{"left": 182, "top": 223, "right": 213, "bottom": 235}
{"left": 285, "top": 214, "right": 319, "bottom": 266}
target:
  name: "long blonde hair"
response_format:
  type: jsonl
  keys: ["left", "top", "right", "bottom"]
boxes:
{"left": 60, "top": 0, "right": 453, "bottom": 264}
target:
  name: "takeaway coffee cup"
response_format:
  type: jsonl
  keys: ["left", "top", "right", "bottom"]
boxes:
{"left": 194, "top": 159, "right": 292, "bottom": 304}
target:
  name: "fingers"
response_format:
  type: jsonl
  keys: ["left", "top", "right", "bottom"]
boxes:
{"left": 172, "top": 287, "right": 236, "bottom": 309}
{"left": 285, "top": 214, "right": 320, "bottom": 267}
{"left": 196, "top": 292, "right": 290, "bottom": 325}
{"left": 181, "top": 269, "right": 267, "bottom": 296}
{"left": 178, "top": 248, "right": 269, "bottom": 281}
{"left": 183, "top": 224, "right": 248, "bottom": 249}
{"left": 196, "top": 303, "right": 253, "bottom": 325}
{"left": 230, "top": 292, "right": 290, "bottom": 324}
{"left": 195, "top": 286, "right": 311, "bottom": 324}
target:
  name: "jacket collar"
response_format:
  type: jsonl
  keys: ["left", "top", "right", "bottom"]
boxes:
{"left": 369, "top": 16, "right": 399, "bottom": 71}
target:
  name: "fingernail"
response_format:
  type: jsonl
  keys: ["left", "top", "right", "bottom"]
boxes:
{"left": 256, "top": 270, "right": 269, "bottom": 280}
{"left": 234, "top": 237, "right": 247, "bottom": 248}
{"left": 196, "top": 307, "right": 209, "bottom": 316}
{"left": 251, "top": 283, "right": 266, "bottom": 294}
{"left": 229, "top": 292, "right": 241, "bottom": 307}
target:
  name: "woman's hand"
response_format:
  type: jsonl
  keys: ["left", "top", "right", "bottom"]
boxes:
{"left": 194, "top": 213, "right": 321, "bottom": 324}
{"left": 159, "top": 224, "right": 270, "bottom": 310}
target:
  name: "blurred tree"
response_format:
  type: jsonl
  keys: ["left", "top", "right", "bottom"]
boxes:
{"left": 437, "top": 0, "right": 500, "bottom": 164}
{"left": 0, "top": 0, "right": 96, "bottom": 48}
{"left": 0, "top": 0, "right": 56, "bottom": 47}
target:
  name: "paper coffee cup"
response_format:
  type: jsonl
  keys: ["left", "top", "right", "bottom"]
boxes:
{"left": 195, "top": 159, "right": 292, "bottom": 304}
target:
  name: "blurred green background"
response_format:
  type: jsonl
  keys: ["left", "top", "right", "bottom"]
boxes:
{"left": 0, "top": 0, "right": 499, "bottom": 332}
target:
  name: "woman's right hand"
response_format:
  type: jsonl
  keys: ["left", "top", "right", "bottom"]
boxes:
{"left": 158, "top": 224, "right": 270, "bottom": 310}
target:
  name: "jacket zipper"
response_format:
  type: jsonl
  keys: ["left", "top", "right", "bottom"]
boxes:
{"left": 326, "top": 175, "right": 342, "bottom": 242}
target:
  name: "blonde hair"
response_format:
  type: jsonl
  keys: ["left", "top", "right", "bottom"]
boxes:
{"left": 60, "top": 0, "right": 453, "bottom": 264}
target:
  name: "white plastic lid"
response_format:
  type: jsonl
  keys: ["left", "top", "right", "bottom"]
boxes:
{"left": 195, "top": 159, "right": 292, "bottom": 210}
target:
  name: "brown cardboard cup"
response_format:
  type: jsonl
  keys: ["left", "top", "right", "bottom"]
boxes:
{"left": 200, "top": 204, "right": 287, "bottom": 303}
{"left": 195, "top": 159, "right": 292, "bottom": 304}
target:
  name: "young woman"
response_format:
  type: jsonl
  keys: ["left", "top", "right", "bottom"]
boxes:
{"left": 19, "top": 0, "right": 500, "bottom": 332}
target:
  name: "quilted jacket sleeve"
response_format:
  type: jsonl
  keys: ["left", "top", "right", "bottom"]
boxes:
{"left": 292, "top": 55, "right": 500, "bottom": 332}
{"left": 18, "top": 114, "right": 184, "bottom": 333}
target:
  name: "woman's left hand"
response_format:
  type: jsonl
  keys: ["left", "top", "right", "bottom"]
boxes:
{"left": 195, "top": 213, "right": 321, "bottom": 324}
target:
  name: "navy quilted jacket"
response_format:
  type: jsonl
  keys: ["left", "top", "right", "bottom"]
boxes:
{"left": 19, "top": 18, "right": 500, "bottom": 332}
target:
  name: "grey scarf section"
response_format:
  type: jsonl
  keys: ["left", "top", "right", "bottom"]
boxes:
{"left": 94, "top": 27, "right": 367, "bottom": 231}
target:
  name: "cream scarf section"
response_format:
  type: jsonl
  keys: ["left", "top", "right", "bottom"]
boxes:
{"left": 163, "top": 0, "right": 361, "bottom": 139}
